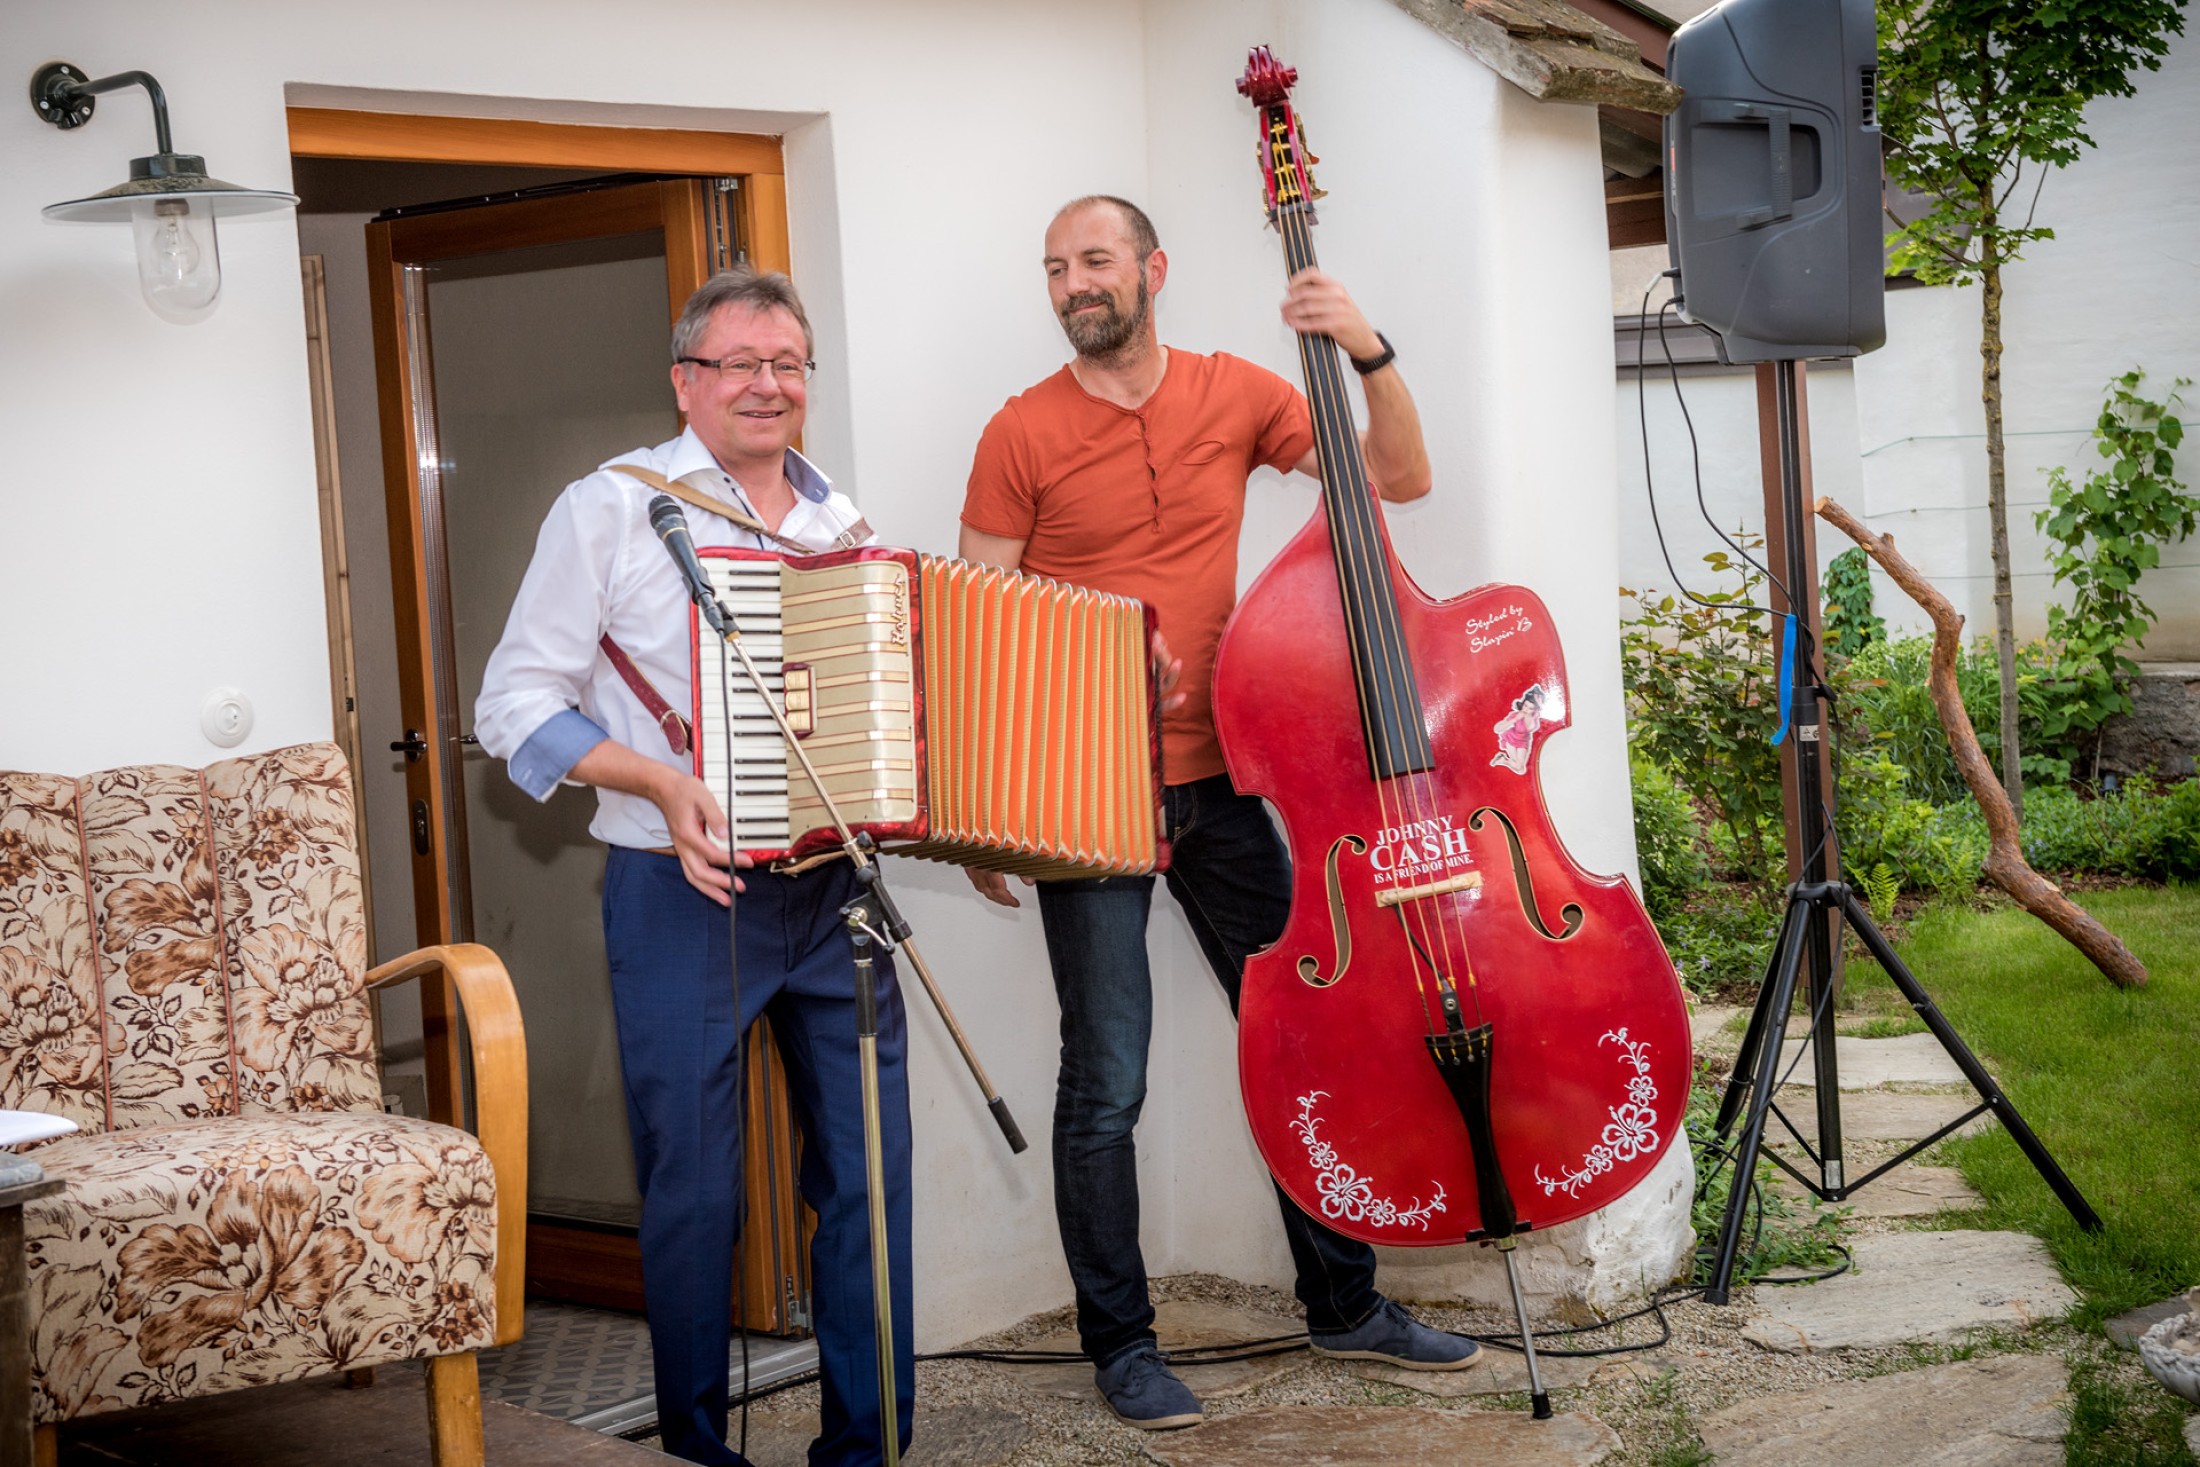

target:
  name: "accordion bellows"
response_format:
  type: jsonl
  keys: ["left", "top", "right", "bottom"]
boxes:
{"left": 693, "top": 547, "right": 1165, "bottom": 877}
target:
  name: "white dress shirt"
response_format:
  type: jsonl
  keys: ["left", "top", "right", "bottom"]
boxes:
{"left": 475, "top": 427, "right": 872, "bottom": 850}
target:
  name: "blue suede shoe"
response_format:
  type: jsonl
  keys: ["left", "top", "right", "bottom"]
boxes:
{"left": 1309, "top": 1298, "right": 1483, "bottom": 1371}
{"left": 1095, "top": 1345, "right": 1205, "bottom": 1430}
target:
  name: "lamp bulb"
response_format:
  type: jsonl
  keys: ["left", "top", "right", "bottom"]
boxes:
{"left": 149, "top": 202, "right": 203, "bottom": 280}
{"left": 131, "top": 198, "right": 221, "bottom": 315}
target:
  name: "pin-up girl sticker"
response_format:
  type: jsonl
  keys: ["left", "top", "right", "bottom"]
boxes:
{"left": 1491, "top": 684, "right": 1547, "bottom": 775}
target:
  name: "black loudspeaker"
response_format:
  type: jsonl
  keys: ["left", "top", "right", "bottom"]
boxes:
{"left": 1663, "top": 0, "right": 1886, "bottom": 363}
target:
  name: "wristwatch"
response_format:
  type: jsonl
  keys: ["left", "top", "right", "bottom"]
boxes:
{"left": 1349, "top": 332, "right": 1396, "bottom": 376}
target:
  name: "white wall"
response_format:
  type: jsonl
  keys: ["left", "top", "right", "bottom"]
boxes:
{"left": 2, "top": 0, "right": 1682, "bottom": 1346}
{"left": 1614, "top": 27, "right": 2200, "bottom": 658}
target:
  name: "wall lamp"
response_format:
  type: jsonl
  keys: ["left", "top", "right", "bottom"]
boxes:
{"left": 30, "top": 62, "right": 298, "bottom": 317}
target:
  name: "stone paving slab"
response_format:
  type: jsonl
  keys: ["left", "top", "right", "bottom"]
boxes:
{"left": 1352, "top": 1347, "right": 1599, "bottom": 1397}
{"left": 1777, "top": 1163, "right": 1982, "bottom": 1218}
{"left": 1814, "top": 1089, "right": 1993, "bottom": 1142}
{"left": 2108, "top": 1293, "right": 2194, "bottom": 1350}
{"left": 1146, "top": 1406, "right": 1618, "bottom": 1466}
{"left": 1777, "top": 1030, "right": 1969, "bottom": 1088}
{"left": 1742, "top": 1231, "right": 2076, "bottom": 1352}
{"left": 1010, "top": 1300, "right": 1306, "bottom": 1403}
{"left": 729, "top": 1405, "right": 1027, "bottom": 1467}
{"left": 1698, "top": 1353, "right": 2067, "bottom": 1466}
{"left": 1690, "top": 1004, "right": 1741, "bottom": 1050}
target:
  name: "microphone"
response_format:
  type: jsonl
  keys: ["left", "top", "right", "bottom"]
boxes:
{"left": 647, "top": 494, "right": 729, "bottom": 635}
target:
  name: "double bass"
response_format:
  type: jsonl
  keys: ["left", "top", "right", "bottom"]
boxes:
{"left": 1213, "top": 48, "right": 1692, "bottom": 1385}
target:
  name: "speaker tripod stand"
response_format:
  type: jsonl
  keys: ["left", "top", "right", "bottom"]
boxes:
{"left": 1700, "top": 360, "right": 2101, "bottom": 1305}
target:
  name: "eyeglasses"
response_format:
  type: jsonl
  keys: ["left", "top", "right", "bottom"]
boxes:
{"left": 677, "top": 355, "right": 815, "bottom": 384}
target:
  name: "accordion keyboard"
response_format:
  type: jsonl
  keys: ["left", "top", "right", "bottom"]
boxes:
{"left": 696, "top": 557, "right": 792, "bottom": 851}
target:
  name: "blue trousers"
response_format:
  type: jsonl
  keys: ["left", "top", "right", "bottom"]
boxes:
{"left": 603, "top": 850, "right": 914, "bottom": 1466}
{"left": 1034, "top": 773, "right": 1381, "bottom": 1366}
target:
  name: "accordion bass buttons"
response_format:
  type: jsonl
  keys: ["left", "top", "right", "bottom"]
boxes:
{"left": 782, "top": 663, "right": 815, "bottom": 738}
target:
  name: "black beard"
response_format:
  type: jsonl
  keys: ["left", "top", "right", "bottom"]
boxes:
{"left": 1060, "top": 275, "right": 1151, "bottom": 364}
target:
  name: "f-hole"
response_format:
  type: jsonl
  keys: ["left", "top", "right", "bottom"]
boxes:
{"left": 1297, "top": 834, "right": 1367, "bottom": 986}
{"left": 1467, "top": 807, "right": 1584, "bottom": 941}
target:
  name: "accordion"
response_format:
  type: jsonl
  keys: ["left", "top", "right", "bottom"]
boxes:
{"left": 691, "top": 547, "right": 1166, "bottom": 877}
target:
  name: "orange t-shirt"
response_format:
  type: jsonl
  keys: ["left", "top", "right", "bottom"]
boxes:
{"left": 961, "top": 350, "right": 1314, "bottom": 785}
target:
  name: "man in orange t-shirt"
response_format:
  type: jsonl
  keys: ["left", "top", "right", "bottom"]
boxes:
{"left": 959, "top": 196, "right": 1475, "bottom": 1431}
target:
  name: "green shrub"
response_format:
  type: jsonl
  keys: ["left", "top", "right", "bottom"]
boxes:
{"left": 2022, "top": 777, "right": 2200, "bottom": 880}
{"left": 1835, "top": 633, "right": 2084, "bottom": 796}
{"left": 1658, "top": 884, "right": 1782, "bottom": 997}
{"left": 2017, "top": 784, "right": 2111, "bottom": 871}
{"left": 2123, "top": 776, "right": 2200, "bottom": 879}
{"left": 1621, "top": 542, "right": 1785, "bottom": 889}
{"left": 1834, "top": 751, "right": 1988, "bottom": 895}
{"left": 1858, "top": 862, "right": 1901, "bottom": 919}
{"left": 1630, "top": 753, "right": 1712, "bottom": 919}
{"left": 1822, "top": 546, "right": 1886, "bottom": 657}
{"left": 2035, "top": 370, "right": 2199, "bottom": 769}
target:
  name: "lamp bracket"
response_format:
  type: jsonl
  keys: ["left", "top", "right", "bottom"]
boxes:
{"left": 29, "top": 63, "right": 94, "bottom": 130}
{"left": 28, "top": 63, "right": 174, "bottom": 154}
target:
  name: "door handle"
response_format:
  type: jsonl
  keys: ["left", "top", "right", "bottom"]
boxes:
{"left": 391, "top": 730, "right": 429, "bottom": 761}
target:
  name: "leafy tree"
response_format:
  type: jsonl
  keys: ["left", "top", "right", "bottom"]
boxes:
{"left": 1822, "top": 546, "right": 1886, "bottom": 658}
{"left": 2036, "top": 370, "right": 2198, "bottom": 775}
{"left": 1876, "top": 0, "right": 2186, "bottom": 820}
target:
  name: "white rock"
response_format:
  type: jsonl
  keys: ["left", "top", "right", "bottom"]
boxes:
{"left": 1375, "top": 1137, "right": 1696, "bottom": 1314}
{"left": 2137, "top": 1293, "right": 2200, "bottom": 1405}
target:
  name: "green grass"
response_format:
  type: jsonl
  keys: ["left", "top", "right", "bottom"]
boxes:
{"left": 2065, "top": 1340, "right": 2200, "bottom": 1467}
{"left": 1841, "top": 884, "right": 2200, "bottom": 1326}
{"left": 1624, "top": 1373, "right": 1713, "bottom": 1467}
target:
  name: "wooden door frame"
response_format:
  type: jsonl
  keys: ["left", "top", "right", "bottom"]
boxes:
{"left": 297, "top": 107, "right": 808, "bottom": 1327}
{"left": 299, "top": 255, "right": 378, "bottom": 964}
{"left": 289, "top": 110, "right": 790, "bottom": 275}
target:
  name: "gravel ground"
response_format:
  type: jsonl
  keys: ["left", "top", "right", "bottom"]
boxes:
{"left": 627, "top": 1016, "right": 2099, "bottom": 1462}
{"left": 635, "top": 1257, "right": 2089, "bottom": 1465}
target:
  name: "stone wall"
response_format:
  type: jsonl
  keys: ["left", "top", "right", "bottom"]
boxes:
{"left": 2098, "top": 664, "right": 2200, "bottom": 780}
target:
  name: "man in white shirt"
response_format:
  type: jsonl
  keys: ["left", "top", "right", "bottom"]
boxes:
{"left": 476, "top": 269, "right": 911, "bottom": 1467}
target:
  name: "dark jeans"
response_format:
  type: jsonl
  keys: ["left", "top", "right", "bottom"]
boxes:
{"left": 1035, "top": 773, "right": 1381, "bottom": 1366}
{"left": 604, "top": 851, "right": 914, "bottom": 1467}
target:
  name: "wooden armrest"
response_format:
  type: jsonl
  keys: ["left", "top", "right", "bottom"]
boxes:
{"left": 367, "top": 943, "right": 528, "bottom": 1346}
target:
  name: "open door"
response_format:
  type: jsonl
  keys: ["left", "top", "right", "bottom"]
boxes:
{"left": 366, "top": 173, "right": 810, "bottom": 1332}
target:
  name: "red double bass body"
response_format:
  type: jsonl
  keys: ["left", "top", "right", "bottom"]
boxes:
{"left": 1213, "top": 48, "right": 1691, "bottom": 1250}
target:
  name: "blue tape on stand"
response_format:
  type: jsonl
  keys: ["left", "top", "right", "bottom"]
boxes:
{"left": 1771, "top": 612, "right": 1797, "bottom": 746}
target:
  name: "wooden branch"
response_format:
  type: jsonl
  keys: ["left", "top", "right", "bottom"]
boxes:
{"left": 1814, "top": 497, "right": 2147, "bottom": 988}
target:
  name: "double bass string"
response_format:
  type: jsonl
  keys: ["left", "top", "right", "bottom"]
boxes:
{"left": 1274, "top": 189, "right": 1484, "bottom": 1040}
{"left": 1273, "top": 194, "right": 1443, "bottom": 1015}
{"left": 1274, "top": 192, "right": 1472, "bottom": 1036}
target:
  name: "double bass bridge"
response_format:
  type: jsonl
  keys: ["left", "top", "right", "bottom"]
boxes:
{"left": 1376, "top": 870, "right": 1483, "bottom": 908}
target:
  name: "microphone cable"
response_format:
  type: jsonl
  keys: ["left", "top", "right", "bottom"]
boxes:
{"left": 1635, "top": 280, "right": 1791, "bottom": 615}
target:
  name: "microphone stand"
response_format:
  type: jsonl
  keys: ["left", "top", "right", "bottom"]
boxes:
{"left": 844, "top": 900, "right": 901, "bottom": 1467}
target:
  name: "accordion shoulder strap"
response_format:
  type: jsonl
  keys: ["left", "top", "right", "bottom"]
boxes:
{"left": 598, "top": 633, "right": 691, "bottom": 756}
{"left": 607, "top": 463, "right": 870, "bottom": 553}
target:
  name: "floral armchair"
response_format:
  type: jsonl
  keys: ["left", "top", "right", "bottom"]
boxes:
{"left": 0, "top": 742, "right": 525, "bottom": 1467}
